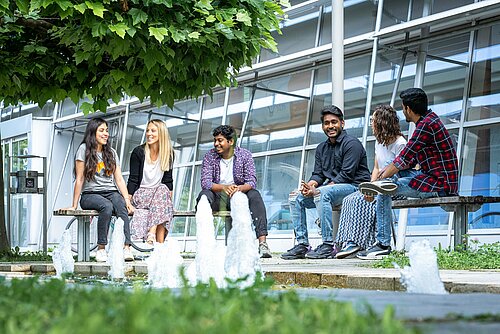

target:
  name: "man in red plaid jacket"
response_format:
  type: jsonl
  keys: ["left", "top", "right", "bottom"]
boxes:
{"left": 357, "top": 88, "right": 459, "bottom": 259}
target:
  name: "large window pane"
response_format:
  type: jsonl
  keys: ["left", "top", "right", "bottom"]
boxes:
{"left": 121, "top": 111, "right": 149, "bottom": 173}
{"left": 309, "top": 56, "right": 372, "bottom": 144}
{"left": 9, "top": 137, "right": 30, "bottom": 247}
{"left": 321, "top": 0, "right": 377, "bottom": 45}
{"left": 461, "top": 124, "right": 500, "bottom": 229}
{"left": 165, "top": 99, "right": 200, "bottom": 165}
{"left": 255, "top": 152, "right": 303, "bottom": 232}
{"left": 240, "top": 72, "right": 311, "bottom": 153}
{"left": 260, "top": 6, "right": 318, "bottom": 62}
{"left": 467, "top": 24, "right": 500, "bottom": 121}
{"left": 197, "top": 91, "right": 225, "bottom": 160}
{"left": 226, "top": 86, "right": 252, "bottom": 140}
{"left": 422, "top": 34, "right": 470, "bottom": 125}
{"left": 381, "top": 0, "right": 474, "bottom": 29}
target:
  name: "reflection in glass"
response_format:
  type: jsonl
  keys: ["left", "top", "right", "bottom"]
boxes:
{"left": 423, "top": 34, "right": 470, "bottom": 125}
{"left": 197, "top": 91, "right": 225, "bottom": 160}
{"left": 8, "top": 138, "right": 30, "bottom": 247}
{"left": 255, "top": 152, "right": 302, "bottom": 232}
{"left": 461, "top": 125, "right": 500, "bottom": 228}
{"left": 163, "top": 99, "right": 200, "bottom": 165}
{"left": 260, "top": 6, "right": 318, "bottom": 62}
{"left": 321, "top": 1, "right": 377, "bottom": 44}
{"left": 381, "top": 0, "right": 474, "bottom": 29}
{"left": 240, "top": 72, "right": 311, "bottom": 153}
{"left": 309, "top": 56, "right": 372, "bottom": 144}
{"left": 467, "top": 25, "right": 500, "bottom": 121}
{"left": 226, "top": 86, "right": 252, "bottom": 141}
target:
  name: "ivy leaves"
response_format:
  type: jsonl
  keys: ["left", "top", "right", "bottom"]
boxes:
{"left": 0, "top": 0, "right": 288, "bottom": 113}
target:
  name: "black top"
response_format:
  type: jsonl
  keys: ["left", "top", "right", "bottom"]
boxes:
{"left": 127, "top": 144, "right": 173, "bottom": 195}
{"left": 309, "top": 130, "right": 371, "bottom": 186}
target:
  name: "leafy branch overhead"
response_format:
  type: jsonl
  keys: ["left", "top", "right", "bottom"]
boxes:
{"left": 0, "top": 0, "right": 288, "bottom": 112}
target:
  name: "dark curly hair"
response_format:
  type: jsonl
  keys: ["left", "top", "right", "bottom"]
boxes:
{"left": 213, "top": 125, "right": 237, "bottom": 144}
{"left": 80, "top": 118, "right": 116, "bottom": 181}
{"left": 372, "top": 105, "right": 402, "bottom": 146}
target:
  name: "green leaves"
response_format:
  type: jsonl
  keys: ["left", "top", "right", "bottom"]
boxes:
{"left": 149, "top": 27, "right": 168, "bottom": 43}
{"left": 236, "top": 10, "right": 252, "bottom": 26}
{"left": 129, "top": 8, "right": 148, "bottom": 26}
{"left": 109, "top": 22, "right": 129, "bottom": 38}
{"left": 85, "top": 1, "right": 107, "bottom": 18}
{"left": 0, "top": 0, "right": 287, "bottom": 111}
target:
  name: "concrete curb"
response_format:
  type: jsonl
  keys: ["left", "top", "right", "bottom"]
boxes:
{"left": 1, "top": 260, "right": 499, "bottom": 293}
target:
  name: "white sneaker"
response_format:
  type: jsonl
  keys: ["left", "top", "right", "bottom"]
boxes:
{"left": 95, "top": 249, "right": 108, "bottom": 262}
{"left": 123, "top": 247, "right": 134, "bottom": 262}
{"left": 358, "top": 180, "right": 398, "bottom": 196}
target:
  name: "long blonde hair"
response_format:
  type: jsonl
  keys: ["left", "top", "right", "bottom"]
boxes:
{"left": 144, "top": 119, "right": 174, "bottom": 171}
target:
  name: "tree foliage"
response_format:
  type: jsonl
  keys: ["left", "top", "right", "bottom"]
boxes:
{"left": 0, "top": 0, "right": 288, "bottom": 112}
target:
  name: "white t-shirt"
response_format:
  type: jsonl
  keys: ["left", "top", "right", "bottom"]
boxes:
{"left": 375, "top": 135, "right": 407, "bottom": 169}
{"left": 219, "top": 157, "right": 234, "bottom": 185}
{"left": 140, "top": 158, "right": 163, "bottom": 188}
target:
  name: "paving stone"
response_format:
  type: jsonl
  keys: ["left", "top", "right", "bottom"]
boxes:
{"left": 31, "top": 264, "right": 55, "bottom": 273}
{"left": 0, "top": 271, "right": 31, "bottom": 277}
{"left": 0, "top": 263, "right": 31, "bottom": 272}
{"left": 296, "top": 272, "right": 321, "bottom": 287}
{"left": 134, "top": 264, "right": 148, "bottom": 275}
{"left": 92, "top": 264, "right": 111, "bottom": 276}
{"left": 74, "top": 263, "right": 92, "bottom": 275}
{"left": 447, "top": 283, "right": 500, "bottom": 294}
{"left": 346, "top": 275, "right": 396, "bottom": 291}
{"left": 267, "top": 271, "right": 296, "bottom": 285}
{"left": 321, "top": 274, "right": 348, "bottom": 288}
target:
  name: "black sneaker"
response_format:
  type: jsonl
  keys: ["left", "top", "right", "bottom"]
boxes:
{"left": 356, "top": 242, "right": 391, "bottom": 260}
{"left": 305, "top": 243, "right": 336, "bottom": 259}
{"left": 281, "top": 244, "right": 310, "bottom": 260}
{"left": 335, "top": 242, "right": 361, "bottom": 259}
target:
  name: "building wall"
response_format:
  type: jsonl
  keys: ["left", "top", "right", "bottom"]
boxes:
{"left": 2, "top": 0, "right": 500, "bottom": 252}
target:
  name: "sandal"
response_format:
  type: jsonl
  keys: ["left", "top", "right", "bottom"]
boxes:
{"left": 146, "top": 232, "right": 156, "bottom": 245}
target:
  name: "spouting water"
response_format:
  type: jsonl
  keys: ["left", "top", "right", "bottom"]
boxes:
{"left": 186, "top": 195, "right": 227, "bottom": 287}
{"left": 147, "top": 238, "right": 184, "bottom": 288}
{"left": 107, "top": 218, "right": 125, "bottom": 280}
{"left": 224, "top": 192, "right": 262, "bottom": 288}
{"left": 399, "top": 240, "right": 447, "bottom": 294}
{"left": 52, "top": 229, "right": 75, "bottom": 278}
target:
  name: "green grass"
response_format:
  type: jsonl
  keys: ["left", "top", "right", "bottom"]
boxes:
{"left": 373, "top": 241, "right": 500, "bottom": 270}
{"left": 0, "top": 275, "right": 416, "bottom": 334}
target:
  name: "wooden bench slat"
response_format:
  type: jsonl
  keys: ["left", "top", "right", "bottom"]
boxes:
{"left": 54, "top": 209, "right": 231, "bottom": 217}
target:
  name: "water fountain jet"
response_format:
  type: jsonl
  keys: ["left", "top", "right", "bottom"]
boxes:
{"left": 399, "top": 239, "right": 447, "bottom": 294}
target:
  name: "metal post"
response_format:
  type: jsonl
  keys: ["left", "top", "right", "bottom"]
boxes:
{"left": 331, "top": 0, "right": 344, "bottom": 110}
{"left": 362, "top": 0, "right": 385, "bottom": 147}
{"left": 119, "top": 103, "right": 130, "bottom": 163}
{"left": 42, "top": 157, "right": 47, "bottom": 254}
{"left": 6, "top": 155, "right": 11, "bottom": 245}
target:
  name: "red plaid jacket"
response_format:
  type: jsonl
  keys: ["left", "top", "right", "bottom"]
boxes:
{"left": 393, "top": 111, "right": 458, "bottom": 194}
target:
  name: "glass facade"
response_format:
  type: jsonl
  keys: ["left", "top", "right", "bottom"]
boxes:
{"left": 2, "top": 0, "right": 500, "bottom": 250}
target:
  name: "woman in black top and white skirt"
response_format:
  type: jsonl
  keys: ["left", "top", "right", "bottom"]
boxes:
{"left": 127, "top": 119, "right": 175, "bottom": 244}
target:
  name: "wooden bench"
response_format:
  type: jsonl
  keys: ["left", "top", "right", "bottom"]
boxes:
{"left": 53, "top": 209, "right": 232, "bottom": 261}
{"left": 391, "top": 195, "right": 500, "bottom": 249}
{"left": 330, "top": 195, "right": 500, "bottom": 249}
